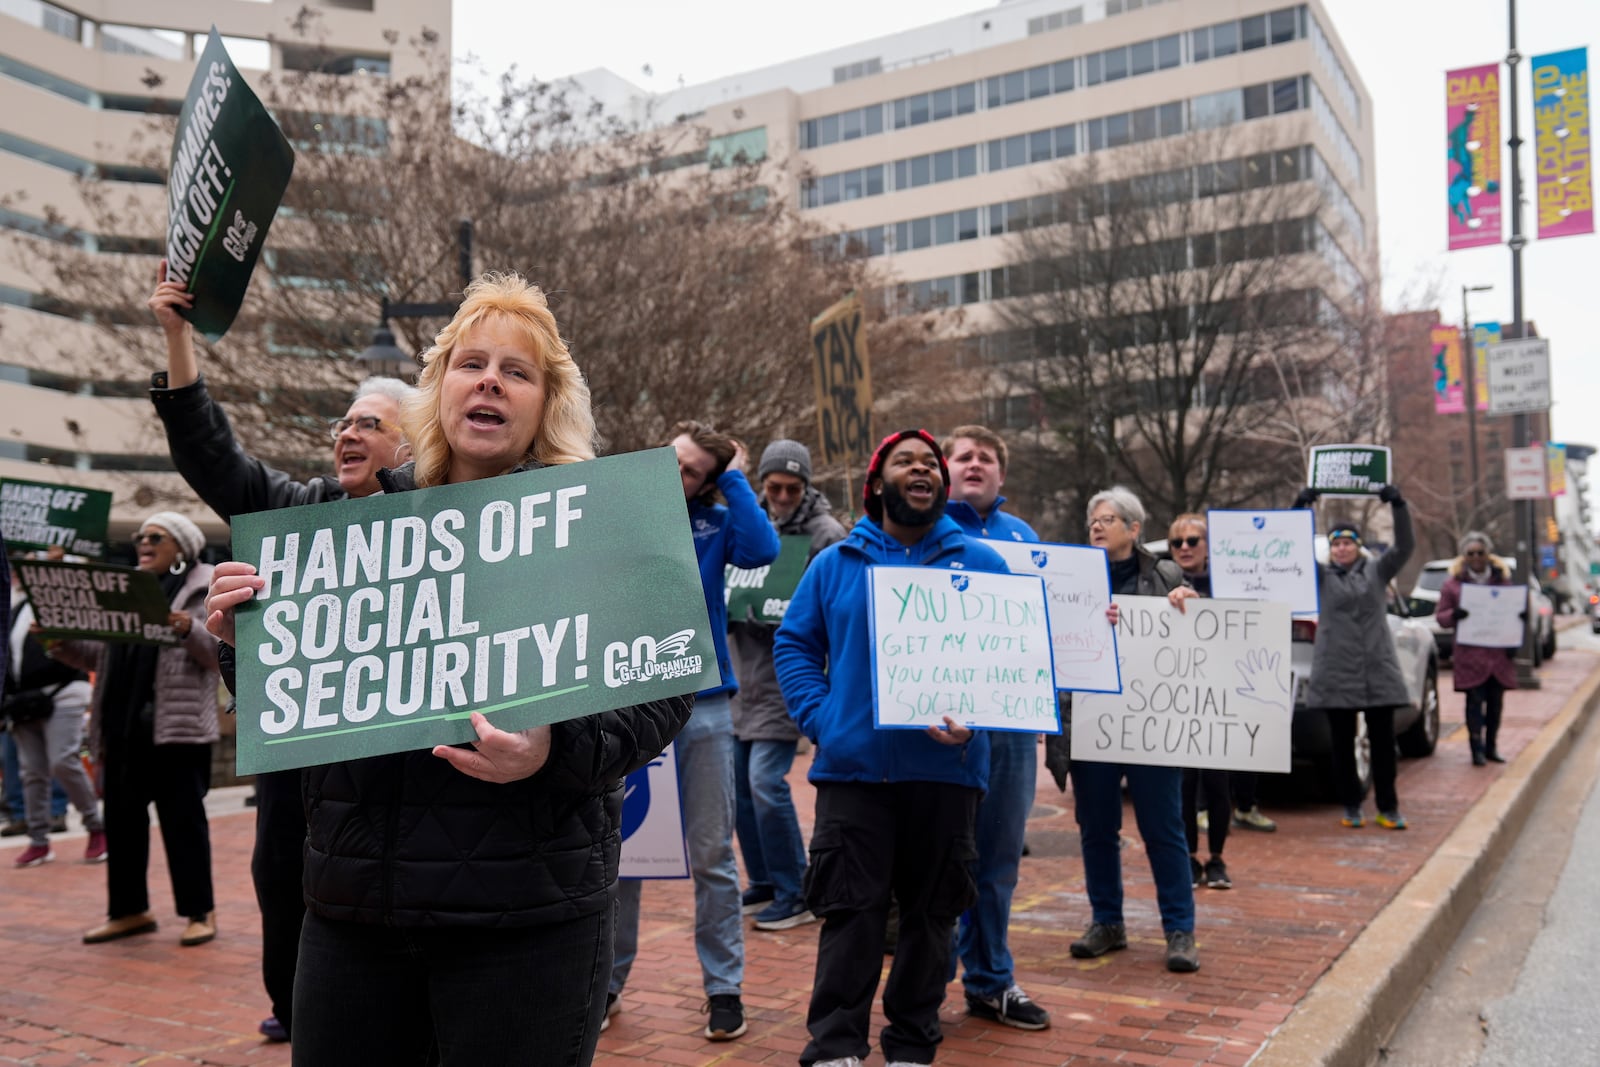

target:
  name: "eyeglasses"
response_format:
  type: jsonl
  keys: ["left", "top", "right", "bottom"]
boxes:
{"left": 765, "top": 483, "right": 803, "bottom": 498}
{"left": 1464, "top": 549, "right": 1488, "bottom": 557}
{"left": 1087, "top": 515, "right": 1123, "bottom": 530}
{"left": 133, "top": 532, "right": 166, "bottom": 547}
{"left": 329, "top": 415, "right": 386, "bottom": 440}
{"left": 1171, "top": 535, "right": 1204, "bottom": 548}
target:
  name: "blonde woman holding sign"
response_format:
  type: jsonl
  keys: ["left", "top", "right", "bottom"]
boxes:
{"left": 205, "top": 274, "right": 693, "bottom": 1067}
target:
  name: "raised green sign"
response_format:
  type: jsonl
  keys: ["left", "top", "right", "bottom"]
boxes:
{"left": 1308, "top": 444, "right": 1392, "bottom": 496}
{"left": 725, "top": 535, "right": 810, "bottom": 623}
{"left": 13, "top": 559, "right": 179, "bottom": 645}
{"left": 164, "top": 28, "right": 295, "bottom": 341}
{"left": 230, "top": 448, "right": 719, "bottom": 775}
{"left": 0, "top": 477, "right": 112, "bottom": 557}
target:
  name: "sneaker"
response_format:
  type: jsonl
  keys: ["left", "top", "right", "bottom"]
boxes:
{"left": 965, "top": 984, "right": 1051, "bottom": 1030}
{"left": 1204, "top": 857, "right": 1232, "bottom": 890}
{"left": 1165, "top": 930, "right": 1200, "bottom": 973}
{"left": 813, "top": 1059, "right": 864, "bottom": 1067}
{"left": 1196, "top": 810, "right": 1209, "bottom": 832}
{"left": 83, "top": 830, "right": 107, "bottom": 864}
{"left": 740, "top": 886, "right": 775, "bottom": 916}
{"left": 1232, "top": 806, "right": 1278, "bottom": 832}
{"left": 1376, "top": 811, "right": 1408, "bottom": 830}
{"left": 1190, "top": 855, "right": 1204, "bottom": 888}
{"left": 703, "top": 994, "right": 747, "bottom": 1040}
{"left": 752, "top": 904, "right": 817, "bottom": 931}
{"left": 0, "top": 820, "right": 25, "bottom": 838}
{"left": 599, "top": 992, "right": 620, "bottom": 1032}
{"left": 1069, "top": 921, "right": 1128, "bottom": 959}
{"left": 258, "top": 1016, "right": 289, "bottom": 1043}
{"left": 1341, "top": 807, "right": 1364, "bottom": 828}
{"left": 13, "top": 843, "right": 53, "bottom": 868}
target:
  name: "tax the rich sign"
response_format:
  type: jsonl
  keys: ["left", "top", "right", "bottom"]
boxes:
{"left": 230, "top": 448, "right": 718, "bottom": 775}
{"left": 0, "top": 477, "right": 111, "bottom": 557}
{"left": 810, "top": 294, "right": 874, "bottom": 467}
{"left": 1072, "top": 596, "right": 1292, "bottom": 773}
{"left": 165, "top": 28, "right": 295, "bottom": 341}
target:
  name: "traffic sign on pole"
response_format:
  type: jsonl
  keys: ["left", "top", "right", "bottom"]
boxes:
{"left": 1486, "top": 338, "right": 1551, "bottom": 416}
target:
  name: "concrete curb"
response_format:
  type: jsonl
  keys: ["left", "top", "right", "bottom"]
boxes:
{"left": 1248, "top": 661, "right": 1600, "bottom": 1067}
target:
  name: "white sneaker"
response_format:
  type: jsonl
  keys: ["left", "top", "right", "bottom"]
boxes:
{"left": 813, "top": 1059, "right": 863, "bottom": 1067}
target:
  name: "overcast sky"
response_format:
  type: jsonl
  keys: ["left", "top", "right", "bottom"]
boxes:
{"left": 453, "top": 0, "right": 1599, "bottom": 446}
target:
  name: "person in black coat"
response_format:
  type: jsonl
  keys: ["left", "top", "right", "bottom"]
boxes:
{"left": 204, "top": 273, "right": 691, "bottom": 1066}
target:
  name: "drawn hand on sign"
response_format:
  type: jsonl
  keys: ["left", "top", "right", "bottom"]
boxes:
{"left": 926, "top": 715, "right": 973, "bottom": 745}
{"left": 204, "top": 560, "right": 265, "bottom": 647}
{"left": 432, "top": 712, "right": 553, "bottom": 783}
{"left": 1234, "top": 649, "right": 1290, "bottom": 707}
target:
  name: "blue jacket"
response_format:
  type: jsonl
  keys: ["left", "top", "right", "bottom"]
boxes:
{"left": 690, "top": 469, "right": 781, "bottom": 698}
{"left": 944, "top": 496, "right": 1039, "bottom": 543}
{"left": 773, "top": 515, "right": 1009, "bottom": 791}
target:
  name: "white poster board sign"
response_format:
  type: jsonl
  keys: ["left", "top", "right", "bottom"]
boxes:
{"left": 981, "top": 540, "right": 1120, "bottom": 694}
{"left": 1207, "top": 509, "right": 1319, "bottom": 615}
{"left": 1485, "top": 338, "right": 1551, "bottom": 416}
{"left": 1073, "top": 596, "right": 1292, "bottom": 772}
{"left": 619, "top": 743, "right": 689, "bottom": 879}
{"left": 868, "top": 565, "right": 1058, "bottom": 733}
{"left": 1455, "top": 583, "right": 1528, "bottom": 649}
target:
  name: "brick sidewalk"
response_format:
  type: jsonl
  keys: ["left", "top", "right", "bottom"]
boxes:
{"left": 0, "top": 650, "right": 1593, "bottom": 1066}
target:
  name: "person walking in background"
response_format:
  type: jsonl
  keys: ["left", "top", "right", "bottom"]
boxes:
{"left": 1070, "top": 486, "right": 1199, "bottom": 974}
{"left": 6, "top": 560, "right": 106, "bottom": 868}
{"left": 1434, "top": 531, "right": 1518, "bottom": 766}
{"left": 1293, "top": 484, "right": 1415, "bottom": 829}
{"left": 51, "top": 512, "right": 219, "bottom": 947}
{"left": 730, "top": 440, "right": 845, "bottom": 933}
{"left": 609, "top": 420, "right": 780, "bottom": 1042}
{"left": 940, "top": 425, "right": 1050, "bottom": 1031}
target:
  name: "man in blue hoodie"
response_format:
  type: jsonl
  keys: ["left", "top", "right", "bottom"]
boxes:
{"left": 775, "top": 429, "right": 1007, "bottom": 1067}
{"left": 609, "top": 420, "right": 780, "bottom": 1043}
{"left": 940, "top": 425, "right": 1049, "bottom": 1032}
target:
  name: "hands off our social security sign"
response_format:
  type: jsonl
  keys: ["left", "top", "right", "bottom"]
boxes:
{"left": 1073, "top": 596, "right": 1292, "bottom": 772}
{"left": 1207, "top": 509, "right": 1318, "bottom": 615}
{"left": 725, "top": 536, "right": 809, "bottom": 624}
{"left": 868, "top": 567, "right": 1057, "bottom": 733}
{"left": 15, "top": 560, "right": 178, "bottom": 646}
{"left": 980, "top": 540, "right": 1120, "bottom": 694}
{"left": 0, "top": 477, "right": 111, "bottom": 557}
{"left": 231, "top": 448, "right": 718, "bottom": 775}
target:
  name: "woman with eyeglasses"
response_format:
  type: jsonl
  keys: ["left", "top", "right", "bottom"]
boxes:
{"left": 203, "top": 274, "right": 693, "bottom": 1066}
{"left": 1433, "top": 531, "right": 1517, "bottom": 766}
{"left": 50, "top": 513, "right": 220, "bottom": 947}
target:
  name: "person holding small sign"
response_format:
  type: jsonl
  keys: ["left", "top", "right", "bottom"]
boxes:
{"left": 203, "top": 274, "right": 694, "bottom": 1066}
{"left": 774, "top": 429, "right": 1007, "bottom": 1067}
{"left": 1070, "top": 487, "right": 1200, "bottom": 974}
{"left": 1292, "top": 484, "right": 1415, "bottom": 829}
{"left": 1433, "top": 532, "right": 1518, "bottom": 766}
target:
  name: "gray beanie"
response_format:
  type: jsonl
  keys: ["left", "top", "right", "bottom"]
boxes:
{"left": 757, "top": 439, "right": 812, "bottom": 484}
{"left": 140, "top": 511, "right": 205, "bottom": 562}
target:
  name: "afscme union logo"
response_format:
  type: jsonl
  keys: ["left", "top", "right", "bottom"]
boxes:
{"left": 604, "top": 628, "right": 704, "bottom": 688}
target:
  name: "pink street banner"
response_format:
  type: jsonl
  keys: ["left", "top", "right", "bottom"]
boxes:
{"left": 1532, "top": 48, "right": 1593, "bottom": 240}
{"left": 1432, "top": 324, "right": 1464, "bottom": 414}
{"left": 1447, "top": 64, "right": 1503, "bottom": 250}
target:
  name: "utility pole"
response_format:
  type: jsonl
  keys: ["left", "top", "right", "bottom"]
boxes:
{"left": 1461, "top": 284, "right": 1492, "bottom": 519}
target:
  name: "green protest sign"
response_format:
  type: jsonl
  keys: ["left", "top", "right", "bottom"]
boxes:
{"left": 0, "top": 477, "right": 112, "bottom": 557}
{"left": 725, "top": 535, "right": 809, "bottom": 623}
{"left": 13, "top": 559, "right": 178, "bottom": 645}
{"left": 164, "top": 27, "right": 295, "bottom": 341}
{"left": 1307, "top": 444, "right": 1392, "bottom": 495}
{"left": 231, "top": 448, "right": 720, "bottom": 775}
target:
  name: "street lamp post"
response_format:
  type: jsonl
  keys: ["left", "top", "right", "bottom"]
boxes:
{"left": 355, "top": 219, "right": 474, "bottom": 381}
{"left": 1461, "top": 284, "right": 1493, "bottom": 519}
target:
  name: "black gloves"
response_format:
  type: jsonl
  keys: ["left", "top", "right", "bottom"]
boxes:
{"left": 1378, "top": 484, "right": 1404, "bottom": 505}
{"left": 1292, "top": 487, "right": 1320, "bottom": 509}
{"left": 1454, "top": 608, "right": 1470, "bottom": 621}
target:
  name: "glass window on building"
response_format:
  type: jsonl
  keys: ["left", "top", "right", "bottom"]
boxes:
{"left": 708, "top": 127, "right": 767, "bottom": 168}
{"left": 1131, "top": 106, "right": 1157, "bottom": 142}
{"left": 957, "top": 145, "right": 977, "bottom": 177}
{"left": 1084, "top": 52, "right": 1102, "bottom": 86}
{"left": 1002, "top": 70, "right": 1024, "bottom": 104}
{"left": 1192, "top": 26, "right": 1211, "bottom": 62}
{"left": 100, "top": 24, "right": 186, "bottom": 59}
{"left": 1028, "top": 65, "right": 1051, "bottom": 98}
{"left": 865, "top": 165, "right": 885, "bottom": 197}
{"left": 933, "top": 149, "right": 955, "bottom": 182}
{"left": 909, "top": 93, "right": 930, "bottom": 125}
{"left": 1157, "top": 35, "right": 1181, "bottom": 69}
{"left": 956, "top": 83, "right": 977, "bottom": 114}
{"left": 911, "top": 155, "right": 931, "bottom": 186}
{"left": 931, "top": 87, "right": 954, "bottom": 121}
{"left": 1130, "top": 41, "right": 1155, "bottom": 77}
{"left": 1086, "top": 117, "right": 1104, "bottom": 152}
{"left": 1054, "top": 125, "right": 1076, "bottom": 157}
{"left": 1241, "top": 15, "right": 1268, "bottom": 51}
{"left": 1158, "top": 101, "right": 1185, "bottom": 136}
{"left": 1276, "top": 146, "right": 1302, "bottom": 183}
{"left": 818, "top": 114, "right": 840, "bottom": 144}
{"left": 821, "top": 174, "right": 842, "bottom": 204}
{"left": 1052, "top": 59, "right": 1074, "bottom": 92}
{"left": 1103, "top": 47, "right": 1128, "bottom": 82}
{"left": 1031, "top": 130, "right": 1052, "bottom": 162}
{"left": 1272, "top": 77, "right": 1301, "bottom": 113}
{"left": 911, "top": 217, "right": 932, "bottom": 249}
{"left": 1243, "top": 82, "right": 1271, "bottom": 120}
{"left": 1105, "top": 112, "right": 1130, "bottom": 147}
{"left": 957, "top": 208, "right": 979, "bottom": 240}
{"left": 1191, "top": 89, "right": 1240, "bottom": 129}
{"left": 1212, "top": 21, "right": 1239, "bottom": 56}
{"left": 935, "top": 213, "right": 955, "bottom": 244}
{"left": 1245, "top": 152, "right": 1274, "bottom": 188}
{"left": 1270, "top": 8, "right": 1298, "bottom": 44}
{"left": 3, "top": 0, "right": 81, "bottom": 41}
{"left": 1004, "top": 133, "right": 1025, "bottom": 168}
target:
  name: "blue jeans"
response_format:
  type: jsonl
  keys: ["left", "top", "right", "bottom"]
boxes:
{"left": 734, "top": 738, "right": 808, "bottom": 913}
{"left": 3, "top": 731, "right": 67, "bottom": 819}
{"left": 1069, "top": 760, "right": 1194, "bottom": 933}
{"left": 292, "top": 908, "right": 610, "bottom": 1066}
{"left": 612, "top": 693, "right": 743, "bottom": 997}
{"left": 955, "top": 729, "right": 1037, "bottom": 997}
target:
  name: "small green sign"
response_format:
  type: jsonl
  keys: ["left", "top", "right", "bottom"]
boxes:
{"left": 0, "top": 477, "right": 112, "bottom": 557}
{"left": 13, "top": 559, "right": 179, "bottom": 645}
{"left": 725, "top": 535, "right": 810, "bottom": 623}
{"left": 230, "top": 448, "right": 719, "bottom": 775}
{"left": 1308, "top": 444, "right": 1393, "bottom": 496}
{"left": 164, "top": 27, "right": 295, "bottom": 341}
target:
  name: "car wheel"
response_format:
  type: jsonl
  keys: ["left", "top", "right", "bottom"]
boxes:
{"left": 1398, "top": 668, "right": 1441, "bottom": 757}
{"left": 1542, "top": 627, "right": 1557, "bottom": 660}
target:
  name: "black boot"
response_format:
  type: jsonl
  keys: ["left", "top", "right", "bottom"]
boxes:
{"left": 1485, "top": 715, "right": 1505, "bottom": 763}
{"left": 1469, "top": 732, "right": 1487, "bottom": 767}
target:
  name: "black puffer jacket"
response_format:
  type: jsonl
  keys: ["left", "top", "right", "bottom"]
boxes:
{"left": 224, "top": 462, "right": 694, "bottom": 927}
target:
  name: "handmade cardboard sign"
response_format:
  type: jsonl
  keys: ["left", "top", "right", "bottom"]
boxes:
{"left": 230, "top": 448, "right": 718, "bottom": 774}
{"left": 725, "top": 535, "right": 809, "bottom": 624}
{"left": 1308, "top": 445, "right": 1392, "bottom": 495}
{"left": 1455, "top": 583, "right": 1528, "bottom": 649}
{"left": 618, "top": 743, "right": 689, "bottom": 879}
{"left": 980, "top": 539, "right": 1120, "bottom": 693}
{"left": 0, "top": 477, "right": 111, "bottom": 557}
{"left": 868, "top": 566, "right": 1057, "bottom": 733}
{"left": 1072, "top": 596, "right": 1292, "bottom": 772}
{"left": 1207, "top": 509, "right": 1319, "bottom": 615}
{"left": 13, "top": 559, "right": 178, "bottom": 645}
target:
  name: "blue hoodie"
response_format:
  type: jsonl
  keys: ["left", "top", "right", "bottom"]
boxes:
{"left": 944, "top": 496, "right": 1039, "bottom": 543}
{"left": 773, "top": 514, "right": 1009, "bottom": 792}
{"left": 689, "top": 468, "right": 781, "bottom": 699}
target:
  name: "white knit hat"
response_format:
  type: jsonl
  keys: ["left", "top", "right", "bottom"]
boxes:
{"left": 140, "top": 511, "right": 205, "bottom": 561}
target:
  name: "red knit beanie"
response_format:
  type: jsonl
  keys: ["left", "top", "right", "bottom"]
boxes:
{"left": 862, "top": 429, "right": 951, "bottom": 521}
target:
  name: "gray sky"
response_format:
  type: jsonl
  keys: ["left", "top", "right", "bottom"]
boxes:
{"left": 452, "top": 0, "right": 1599, "bottom": 445}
